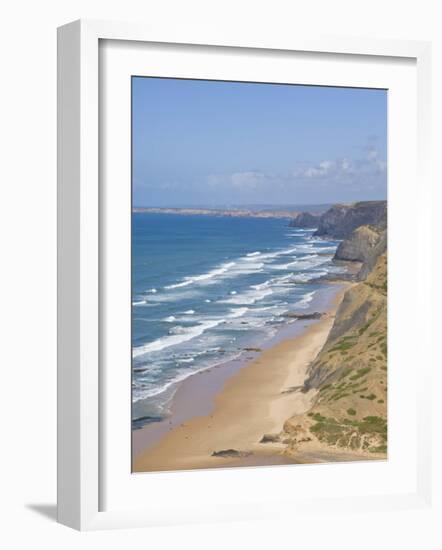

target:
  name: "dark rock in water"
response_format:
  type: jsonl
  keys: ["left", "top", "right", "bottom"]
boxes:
{"left": 283, "top": 311, "right": 323, "bottom": 320}
{"left": 288, "top": 212, "right": 319, "bottom": 228}
{"left": 243, "top": 347, "right": 262, "bottom": 352}
{"left": 211, "top": 449, "right": 252, "bottom": 458}
{"left": 334, "top": 225, "right": 381, "bottom": 263}
{"left": 260, "top": 433, "right": 281, "bottom": 443}
{"left": 314, "top": 201, "right": 387, "bottom": 239}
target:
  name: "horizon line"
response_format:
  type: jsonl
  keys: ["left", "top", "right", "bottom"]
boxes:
{"left": 132, "top": 199, "right": 386, "bottom": 210}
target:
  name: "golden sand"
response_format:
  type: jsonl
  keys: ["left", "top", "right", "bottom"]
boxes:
{"left": 133, "top": 287, "right": 348, "bottom": 473}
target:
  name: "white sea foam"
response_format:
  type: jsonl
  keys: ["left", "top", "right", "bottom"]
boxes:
{"left": 269, "top": 254, "right": 319, "bottom": 271}
{"left": 269, "top": 260, "right": 299, "bottom": 270}
{"left": 132, "top": 300, "right": 147, "bottom": 306}
{"left": 236, "top": 262, "right": 264, "bottom": 270}
{"left": 273, "top": 273, "right": 295, "bottom": 283}
{"left": 250, "top": 273, "right": 294, "bottom": 291}
{"left": 292, "top": 270, "right": 327, "bottom": 283}
{"left": 168, "top": 326, "right": 187, "bottom": 335}
{"left": 133, "top": 318, "right": 224, "bottom": 357}
{"left": 191, "top": 263, "right": 235, "bottom": 281}
{"left": 183, "top": 309, "right": 195, "bottom": 315}
{"left": 161, "top": 241, "right": 324, "bottom": 294}
{"left": 252, "top": 303, "right": 289, "bottom": 316}
{"left": 291, "top": 256, "right": 329, "bottom": 271}
{"left": 163, "top": 315, "right": 176, "bottom": 322}
{"left": 300, "top": 253, "right": 319, "bottom": 260}
{"left": 315, "top": 246, "right": 337, "bottom": 253}
{"left": 285, "top": 231, "right": 314, "bottom": 237}
{"left": 143, "top": 289, "right": 201, "bottom": 303}
{"left": 164, "top": 280, "right": 191, "bottom": 289}
{"left": 221, "top": 288, "right": 274, "bottom": 305}
{"left": 133, "top": 308, "right": 248, "bottom": 358}
{"left": 253, "top": 246, "right": 308, "bottom": 264}
{"left": 164, "top": 262, "right": 236, "bottom": 290}
{"left": 228, "top": 307, "right": 249, "bottom": 318}
{"left": 296, "top": 291, "right": 316, "bottom": 307}
{"left": 132, "top": 349, "right": 243, "bottom": 402}
{"left": 250, "top": 280, "right": 271, "bottom": 290}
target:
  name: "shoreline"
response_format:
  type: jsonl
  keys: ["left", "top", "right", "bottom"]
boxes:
{"left": 132, "top": 206, "right": 328, "bottom": 220}
{"left": 133, "top": 282, "right": 350, "bottom": 472}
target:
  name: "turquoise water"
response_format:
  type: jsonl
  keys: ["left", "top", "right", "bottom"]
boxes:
{"left": 132, "top": 213, "right": 343, "bottom": 427}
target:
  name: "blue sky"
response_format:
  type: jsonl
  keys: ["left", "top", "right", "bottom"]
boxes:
{"left": 132, "top": 77, "right": 387, "bottom": 207}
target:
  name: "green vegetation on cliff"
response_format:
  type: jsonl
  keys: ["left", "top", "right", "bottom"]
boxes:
{"left": 281, "top": 204, "right": 388, "bottom": 459}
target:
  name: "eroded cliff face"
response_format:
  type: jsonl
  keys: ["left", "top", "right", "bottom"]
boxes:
{"left": 314, "top": 201, "right": 387, "bottom": 239}
{"left": 288, "top": 212, "right": 320, "bottom": 228}
{"left": 334, "top": 225, "right": 383, "bottom": 263}
{"left": 280, "top": 202, "right": 388, "bottom": 459}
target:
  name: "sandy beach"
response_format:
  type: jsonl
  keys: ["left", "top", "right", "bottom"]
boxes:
{"left": 133, "top": 284, "right": 350, "bottom": 473}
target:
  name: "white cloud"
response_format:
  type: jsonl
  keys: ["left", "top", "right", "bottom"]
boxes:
{"left": 208, "top": 170, "right": 273, "bottom": 190}
{"left": 304, "top": 160, "right": 334, "bottom": 178}
{"left": 367, "top": 148, "right": 379, "bottom": 161}
{"left": 341, "top": 158, "right": 352, "bottom": 173}
{"left": 300, "top": 150, "right": 385, "bottom": 183}
{"left": 301, "top": 158, "right": 355, "bottom": 180}
{"left": 203, "top": 144, "right": 387, "bottom": 201}
{"left": 231, "top": 171, "right": 267, "bottom": 189}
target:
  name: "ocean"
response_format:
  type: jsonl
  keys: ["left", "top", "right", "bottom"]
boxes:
{"left": 132, "top": 213, "right": 344, "bottom": 428}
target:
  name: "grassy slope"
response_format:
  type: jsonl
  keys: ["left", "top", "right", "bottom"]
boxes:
{"left": 282, "top": 250, "right": 387, "bottom": 458}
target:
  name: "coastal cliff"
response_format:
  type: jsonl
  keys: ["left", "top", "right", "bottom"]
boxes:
{"left": 292, "top": 200, "right": 386, "bottom": 238}
{"left": 288, "top": 211, "right": 320, "bottom": 228}
{"left": 315, "top": 200, "right": 386, "bottom": 238}
{"left": 279, "top": 201, "right": 388, "bottom": 458}
{"left": 334, "top": 225, "right": 384, "bottom": 264}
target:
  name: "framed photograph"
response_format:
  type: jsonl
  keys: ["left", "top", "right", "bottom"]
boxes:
{"left": 57, "top": 20, "right": 432, "bottom": 530}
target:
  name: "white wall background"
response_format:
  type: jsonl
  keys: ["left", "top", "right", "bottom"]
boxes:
{"left": 0, "top": 0, "right": 440, "bottom": 547}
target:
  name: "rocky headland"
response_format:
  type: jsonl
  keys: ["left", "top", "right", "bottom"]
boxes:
{"left": 288, "top": 211, "right": 320, "bottom": 228}
{"left": 133, "top": 206, "right": 328, "bottom": 220}
{"left": 289, "top": 200, "right": 386, "bottom": 236}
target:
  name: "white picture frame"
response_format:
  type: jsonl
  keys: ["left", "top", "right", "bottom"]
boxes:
{"left": 57, "top": 19, "right": 433, "bottom": 531}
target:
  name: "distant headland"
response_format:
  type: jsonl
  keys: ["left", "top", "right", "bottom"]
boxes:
{"left": 132, "top": 205, "right": 330, "bottom": 219}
